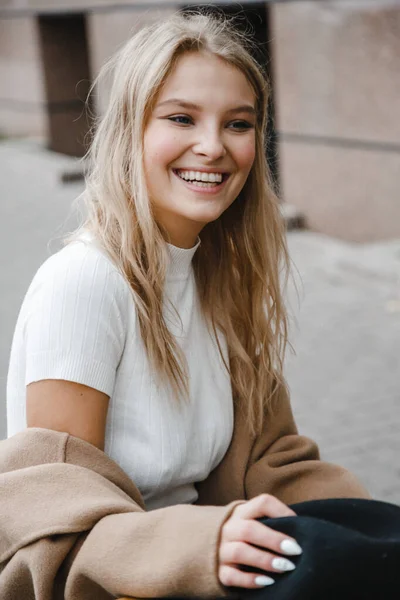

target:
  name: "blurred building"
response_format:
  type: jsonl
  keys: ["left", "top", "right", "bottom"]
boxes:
{"left": 274, "top": 0, "right": 400, "bottom": 243}
{"left": 1, "top": 0, "right": 399, "bottom": 242}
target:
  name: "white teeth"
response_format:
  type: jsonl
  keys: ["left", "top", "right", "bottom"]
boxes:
{"left": 175, "top": 169, "right": 224, "bottom": 183}
{"left": 193, "top": 181, "right": 215, "bottom": 188}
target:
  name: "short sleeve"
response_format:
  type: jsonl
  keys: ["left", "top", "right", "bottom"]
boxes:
{"left": 22, "top": 242, "right": 129, "bottom": 397}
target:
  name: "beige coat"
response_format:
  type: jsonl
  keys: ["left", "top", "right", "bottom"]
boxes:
{"left": 0, "top": 382, "right": 369, "bottom": 600}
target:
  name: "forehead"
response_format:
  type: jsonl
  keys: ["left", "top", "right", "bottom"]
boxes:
{"left": 156, "top": 51, "right": 256, "bottom": 109}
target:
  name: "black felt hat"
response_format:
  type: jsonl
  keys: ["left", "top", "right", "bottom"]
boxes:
{"left": 238, "top": 498, "right": 400, "bottom": 600}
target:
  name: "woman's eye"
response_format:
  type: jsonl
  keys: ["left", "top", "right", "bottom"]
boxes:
{"left": 166, "top": 116, "right": 254, "bottom": 130}
{"left": 229, "top": 120, "right": 253, "bottom": 131}
{"left": 168, "top": 116, "right": 192, "bottom": 125}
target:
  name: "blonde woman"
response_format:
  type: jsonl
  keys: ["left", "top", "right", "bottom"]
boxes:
{"left": 6, "top": 11, "right": 368, "bottom": 595}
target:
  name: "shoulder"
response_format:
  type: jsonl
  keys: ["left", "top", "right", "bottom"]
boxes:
{"left": 21, "top": 237, "right": 134, "bottom": 347}
{"left": 27, "top": 237, "right": 132, "bottom": 314}
{"left": 35, "top": 238, "right": 127, "bottom": 293}
{"left": 18, "top": 238, "right": 134, "bottom": 392}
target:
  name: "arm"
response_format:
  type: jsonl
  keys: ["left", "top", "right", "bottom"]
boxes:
{"left": 22, "top": 242, "right": 128, "bottom": 402}
{"left": 244, "top": 380, "right": 370, "bottom": 503}
{"left": 66, "top": 497, "right": 239, "bottom": 598}
{"left": 27, "top": 379, "right": 109, "bottom": 450}
{"left": 14, "top": 243, "right": 129, "bottom": 449}
{"left": 21, "top": 242, "right": 128, "bottom": 449}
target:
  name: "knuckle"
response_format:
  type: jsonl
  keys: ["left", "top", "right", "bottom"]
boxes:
{"left": 230, "top": 542, "right": 244, "bottom": 562}
{"left": 233, "top": 502, "right": 246, "bottom": 517}
{"left": 238, "top": 520, "right": 253, "bottom": 539}
{"left": 260, "top": 493, "right": 276, "bottom": 507}
{"left": 260, "top": 493, "right": 272, "bottom": 501}
{"left": 220, "top": 520, "right": 231, "bottom": 538}
{"left": 222, "top": 518, "right": 236, "bottom": 538}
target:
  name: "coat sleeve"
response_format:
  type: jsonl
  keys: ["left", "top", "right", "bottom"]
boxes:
{"left": 63, "top": 435, "right": 239, "bottom": 599}
{"left": 0, "top": 429, "right": 238, "bottom": 599}
{"left": 244, "top": 380, "right": 370, "bottom": 504}
{"left": 66, "top": 503, "right": 238, "bottom": 599}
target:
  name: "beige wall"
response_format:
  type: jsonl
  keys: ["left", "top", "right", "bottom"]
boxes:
{"left": 88, "top": 6, "right": 178, "bottom": 116}
{"left": 272, "top": 0, "right": 400, "bottom": 241}
{"left": 1, "top": 0, "right": 190, "bottom": 9}
{"left": 0, "top": 7, "right": 178, "bottom": 139}
{"left": 0, "top": 17, "right": 46, "bottom": 137}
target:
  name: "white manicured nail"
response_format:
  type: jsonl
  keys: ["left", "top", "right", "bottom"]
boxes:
{"left": 254, "top": 575, "right": 275, "bottom": 587}
{"left": 280, "top": 539, "right": 303, "bottom": 556}
{"left": 271, "top": 557, "right": 296, "bottom": 572}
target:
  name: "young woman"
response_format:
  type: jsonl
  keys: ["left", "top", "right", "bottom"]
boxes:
{"left": 6, "top": 11, "right": 368, "bottom": 593}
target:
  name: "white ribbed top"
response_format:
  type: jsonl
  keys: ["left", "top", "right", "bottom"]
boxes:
{"left": 6, "top": 235, "right": 234, "bottom": 510}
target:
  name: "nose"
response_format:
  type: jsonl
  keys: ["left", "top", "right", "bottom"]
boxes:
{"left": 192, "top": 126, "right": 227, "bottom": 160}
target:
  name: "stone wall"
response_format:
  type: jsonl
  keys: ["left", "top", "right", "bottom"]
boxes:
{"left": 272, "top": 0, "right": 400, "bottom": 241}
{"left": 88, "top": 6, "right": 178, "bottom": 116}
{"left": 0, "top": 17, "right": 45, "bottom": 137}
{"left": 0, "top": 5, "right": 178, "bottom": 143}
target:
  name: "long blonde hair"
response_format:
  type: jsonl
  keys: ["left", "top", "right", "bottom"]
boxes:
{"left": 69, "top": 10, "right": 290, "bottom": 434}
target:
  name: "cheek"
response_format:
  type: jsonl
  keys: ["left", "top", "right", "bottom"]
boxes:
{"left": 144, "top": 127, "right": 182, "bottom": 170}
{"left": 234, "top": 138, "right": 256, "bottom": 173}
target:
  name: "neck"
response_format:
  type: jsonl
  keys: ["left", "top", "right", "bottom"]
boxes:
{"left": 155, "top": 211, "right": 203, "bottom": 249}
{"left": 164, "top": 229, "right": 200, "bottom": 250}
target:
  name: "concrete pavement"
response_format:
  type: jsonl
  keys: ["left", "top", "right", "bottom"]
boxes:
{"left": 285, "top": 232, "right": 400, "bottom": 504}
{"left": 1, "top": 139, "right": 399, "bottom": 504}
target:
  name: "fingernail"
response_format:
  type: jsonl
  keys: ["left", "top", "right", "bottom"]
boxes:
{"left": 254, "top": 575, "right": 275, "bottom": 587}
{"left": 271, "top": 557, "right": 296, "bottom": 572}
{"left": 280, "top": 539, "right": 303, "bottom": 556}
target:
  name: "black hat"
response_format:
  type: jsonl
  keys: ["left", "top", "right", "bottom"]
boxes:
{"left": 238, "top": 498, "right": 400, "bottom": 600}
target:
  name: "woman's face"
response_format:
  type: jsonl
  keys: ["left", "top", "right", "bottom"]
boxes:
{"left": 143, "top": 51, "right": 257, "bottom": 248}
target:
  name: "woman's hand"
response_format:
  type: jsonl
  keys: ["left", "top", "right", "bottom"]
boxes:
{"left": 218, "top": 494, "right": 302, "bottom": 589}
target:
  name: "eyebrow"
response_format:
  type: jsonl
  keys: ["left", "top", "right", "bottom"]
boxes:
{"left": 156, "top": 98, "right": 257, "bottom": 116}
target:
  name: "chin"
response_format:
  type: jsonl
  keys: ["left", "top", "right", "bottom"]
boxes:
{"left": 189, "top": 211, "right": 225, "bottom": 227}
{"left": 187, "top": 203, "right": 231, "bottom": 224}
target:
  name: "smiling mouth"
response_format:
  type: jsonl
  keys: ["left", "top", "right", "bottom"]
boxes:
{"left": 172, "top": 169, "right": 230, "bottom": 189}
